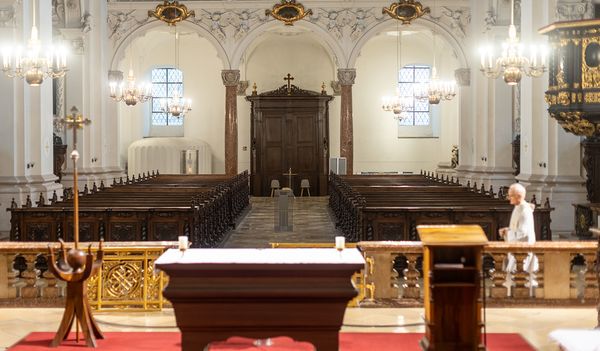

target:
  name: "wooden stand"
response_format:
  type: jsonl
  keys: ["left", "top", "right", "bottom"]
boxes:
{"left": 418, "top": 225, "right": 488, "bottom": 351}
{"left": 48, "top": 241, "right": 104, "bottom": 347}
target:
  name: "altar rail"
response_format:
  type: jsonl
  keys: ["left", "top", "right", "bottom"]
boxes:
{"left": 1, "top": 241, "right": 597, "bottom": 310}
{"left": 359, "top": 241, "right": 599, "bottom": 305}
{"left": 0, "top": 241, "right": 175, "bottom": 311}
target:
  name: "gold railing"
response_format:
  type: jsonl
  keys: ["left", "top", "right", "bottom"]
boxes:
{"left": 359, "top": 241, "right": 599, "bottom": 304}
{"left": 0, "top": 241, "right": 175, "bottom": 311}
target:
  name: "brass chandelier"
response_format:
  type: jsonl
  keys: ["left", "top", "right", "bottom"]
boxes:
{"left": 479, "top": 0, "right": 547, "bottom": 85}
{"left": 381, "top": 28, "right": 413, "bottom": 120}
{"left": 160, "top": 30, "right": 191, "bottom": 118}
{"left": 1, "top": 0, "right": 67, "bottom": 86}
{"left": 109, "top": 68, "right": 151, "bottom": 106}
{"left": 416, "top": 27, "right": 456, "bottom": 105}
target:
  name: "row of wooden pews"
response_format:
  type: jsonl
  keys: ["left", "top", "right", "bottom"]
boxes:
{"left": 7, "top": 171, "right": 250, "bottom": 248}
{"left": 329, "top": 171, "right": 554, "bottom": 242}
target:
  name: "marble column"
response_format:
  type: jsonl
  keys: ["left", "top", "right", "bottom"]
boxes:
{"left": 222, "top": 70, "right": 240, "bottom": 176}
{"left": 338, "top": 69, "right": 355, "bottom": 175}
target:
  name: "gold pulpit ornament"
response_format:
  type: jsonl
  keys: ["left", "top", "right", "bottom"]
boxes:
{"left": 49, "top": 106, "right": 104, "bottom": 348}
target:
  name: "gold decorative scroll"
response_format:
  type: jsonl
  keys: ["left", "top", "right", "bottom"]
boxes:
{"left": 383, "top": 0, "right": 430, "bottom": 25}
{"left": 266, "top": 0, "right": 312, "bottom": 26}
{"left": 148, "top": 1, "right": 195, "bottom": 26}
{"left": 551, "top": 111, "right": 598, "bottom": 137}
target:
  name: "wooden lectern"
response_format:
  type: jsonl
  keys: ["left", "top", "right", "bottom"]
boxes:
{"left": 418, "top": 225, "right": 488, "bottom": 351}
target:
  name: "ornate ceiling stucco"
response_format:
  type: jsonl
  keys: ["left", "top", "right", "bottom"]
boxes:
{"left": 107, "top": 1, "right": 471, "bottom": 70}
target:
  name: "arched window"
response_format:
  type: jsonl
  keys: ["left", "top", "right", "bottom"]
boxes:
{"left": 151, "top": 67, "right": 184, "bottom": 126}
{"left": 398, "top": 64, "right": 431, "bottom": 126}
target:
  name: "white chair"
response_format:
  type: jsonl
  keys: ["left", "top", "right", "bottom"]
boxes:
{"left": 300, "top": 179, "right": 310, "bottom": 197}
{"left": 270, "top": 179, "right": 280, "bottom": 197}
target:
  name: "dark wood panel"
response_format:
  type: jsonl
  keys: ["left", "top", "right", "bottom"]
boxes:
{"left": 247, "top": 85, "right": 332, "bottom": 196}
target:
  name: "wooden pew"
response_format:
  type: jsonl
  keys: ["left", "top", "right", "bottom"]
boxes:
{"left": 8, "top": 171, "right": 250, "bottom": 248}
{"left": 329, "top": 172, "right": 553, "bottom": 242}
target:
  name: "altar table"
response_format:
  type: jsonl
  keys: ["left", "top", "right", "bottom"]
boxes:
{"left": 154, "top": 248, "right": 365, "bottom": 351}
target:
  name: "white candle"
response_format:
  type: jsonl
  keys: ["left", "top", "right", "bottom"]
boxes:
{"left": 178, "top": 236, "right": 188, "bottom": 251}
{"left": 335, "top": 236, "right": 345, "bottom": 251}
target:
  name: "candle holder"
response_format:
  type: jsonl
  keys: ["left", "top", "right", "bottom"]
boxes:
{"left": 48, "top": 107, "right": 103, "bottom": 348}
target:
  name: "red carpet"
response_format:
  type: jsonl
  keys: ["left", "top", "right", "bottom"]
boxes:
{"left": 8, "top": 332, "right": 535, "bottom": 351}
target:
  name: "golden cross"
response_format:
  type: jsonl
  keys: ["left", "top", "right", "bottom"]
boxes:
{"left": 61, "top": 106, "right": 91, "bottom": 151}
{"left": 60, "top": 106, "right": 91, "bottom": 249}
{"left": 284, "top": 73, "right": 294, "bottom": 95}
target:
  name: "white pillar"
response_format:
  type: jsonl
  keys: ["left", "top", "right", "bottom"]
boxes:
{"left": 61, "top": 0, "right": 123, "bottom": 190}
{"left": 518, "top": 0, "right": 585, "bottom": 237}
{"left": 455, "top": 0, "right": 487, "bottom": 183}
{"left": 457, "top": 0, "right": 515, "bottom": 191}
{"left": 0, "top": 0, "right": 62, "bottom": 237}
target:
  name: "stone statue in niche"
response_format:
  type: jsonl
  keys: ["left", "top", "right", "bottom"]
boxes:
{"left": 451, "top": 145, "right": 459, "bottom": 168}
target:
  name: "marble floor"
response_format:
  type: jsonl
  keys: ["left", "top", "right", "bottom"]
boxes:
{"left": 224, "top": 196, "right": 343, "bottom": 248}
{"left": 0, "top": 307, "right": 596, "bottom": 350}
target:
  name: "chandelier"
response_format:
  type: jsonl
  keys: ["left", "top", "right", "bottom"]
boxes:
{"left": 479, "top": 0, "right": 547, "bottom": 85}
{"left": 416, "top": 68, "right": 456, "bottom": 104}
{"left": 381, "top": 27, "right": 412, "bottom": 120}
{"left": 382, "top": 88, "right": 413, "bottom": 120}
{"left": 109, "top": 69, "right": 151, "bottom": 106}
{"left": 161, "top": 30, "right": 191, "bottom": 118}
{"left": 1, "top": 0, "right": 67, "bottom": 86}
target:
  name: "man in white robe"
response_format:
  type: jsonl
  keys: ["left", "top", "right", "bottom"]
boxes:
{"left": 499, "top": 183, "right": 538, "bottom": 296}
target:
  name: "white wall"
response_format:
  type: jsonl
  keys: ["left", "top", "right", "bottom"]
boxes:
{"left": 353, "top": 30, "right": 460, "bottom": 173}
{"left": 117, "top": 29, "right": 225, "bottom": 173}
{"left": 238, "top": 31, "right": 341, "bottom": 172}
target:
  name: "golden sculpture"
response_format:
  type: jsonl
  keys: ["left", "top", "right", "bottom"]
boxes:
{"left": 148, "top": 0, "right": 195, "bottom": 26}
{"left": 266, "top": 0, "right": 312, "bottom": 26}
{"left": 383, "top": 0, "right": 430, "bottom": 25}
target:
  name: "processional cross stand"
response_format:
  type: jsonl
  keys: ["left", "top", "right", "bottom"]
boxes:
{"left": 48, "top": 106, "right": 104, "bottom": 348}
{"left": 284, "top": 73, "right": 294, "bottom": 95}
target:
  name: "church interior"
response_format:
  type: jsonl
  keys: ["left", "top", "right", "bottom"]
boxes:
{"left": 1, "top": 0, "right": 600, "bottom": 350}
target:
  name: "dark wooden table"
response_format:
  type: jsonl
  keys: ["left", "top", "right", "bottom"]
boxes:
{"left": 155, "top": 248, "right": 364, "bottom": 351}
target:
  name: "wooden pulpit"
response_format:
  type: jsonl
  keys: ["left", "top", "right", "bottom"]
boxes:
{"left": 155, "top": 248, "right": 364, "bottom": 351}
{"left": 418, "top": 225, "right": 488, "bottom": 351}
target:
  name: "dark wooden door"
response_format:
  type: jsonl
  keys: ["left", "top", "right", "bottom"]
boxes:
{"left": 247, "top": 85, "right": 332, "bottom": 196}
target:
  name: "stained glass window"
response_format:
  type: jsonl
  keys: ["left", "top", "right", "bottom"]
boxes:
{"left": 151, "top": 68, "right": 184, "bottom": 126}
{"left": 398, "top": 65, "right": 431, "bottom": 126}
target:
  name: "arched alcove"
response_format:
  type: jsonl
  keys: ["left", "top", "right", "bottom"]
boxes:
{"left": 353, "top": 27, "right": 461, "bottom": 173}
{"left": 117, "top": 27, "right": 226, "bottom": 173}
{"left": 236, "top": 29, "right": 342, "bottom": 173}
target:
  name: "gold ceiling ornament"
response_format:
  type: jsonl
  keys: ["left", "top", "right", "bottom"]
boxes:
{"left": 148, "top": 1, "right": 195, "bottom": 26}
{"left": 266, "top": 0, "right": 312, "bottom": 26}
{"left": 383, "top": 0, "right": 430, "bottom": 25}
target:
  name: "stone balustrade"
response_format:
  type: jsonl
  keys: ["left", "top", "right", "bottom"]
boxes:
{"left": 1, "top": 240, "right": 597, "bottom": 310}
{"left": 359, "top": 241, "right": 599, "bottom": 305}
{"left": 0, "top": 241, "right": 176, "bottom": 311}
